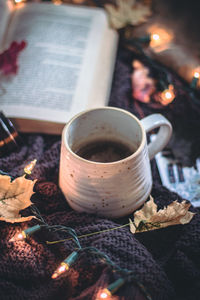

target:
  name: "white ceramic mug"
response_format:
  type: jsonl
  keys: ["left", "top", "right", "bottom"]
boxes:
{"left": 59, "top": 107, "right": 172, "bottom": 218}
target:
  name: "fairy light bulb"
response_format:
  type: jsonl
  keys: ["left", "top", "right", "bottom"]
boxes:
{"left": 52, "top": 251, "right": 79, "bottom": 279}
{"left": 138, "top": 30, "right": 170, "bottom": 50}
{"left": 194, "top": 71, "right": 200, "bottom": 79}
{"left": 98, "top": 289, "right": 112, "bottom": 299}
{"left": 9, "top": 225, "right": 41, "bottom": 242}
{"left": 96, "top": 278, "right": 125, "bottom": 300}
{"left": 10, "top": 231, "right": 26, "bottom": 242}
{"left": 191, "top": 68, "right": 200, "bottom": 88}
{"left": 160, "top": 84, "right": 175, "bottom": 105}
{"left": 51, "top": 262, "right": 69, "bottom": 279}
{"left": 17, "top": 232, "right": 25, "bottom": 240}
{"left": 24, "top": 159, "right": 37, "bottom": 175}
{"left": 148, "top": 27, "right": 173, "bottom": 52}
{"left": 137, "top": 33, "right": 160, "bottom": 45}
{"left": 151, "top": 33, "right": 160, "bottom": 42}
{"left": 149, "top": 32, "right": 162, "bottom": 49}
{"left": 164, "top": 91, "right": 172, "bottom": 99}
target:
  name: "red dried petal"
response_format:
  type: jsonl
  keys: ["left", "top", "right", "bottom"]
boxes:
{"left": 0, "top": 40, "right": 27, "bottom": 75}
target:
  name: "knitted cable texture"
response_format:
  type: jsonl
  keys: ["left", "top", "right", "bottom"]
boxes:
{"left": 0, "top": 45, "right": 200, "bottom": 300}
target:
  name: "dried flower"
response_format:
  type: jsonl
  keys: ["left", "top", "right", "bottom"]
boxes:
{"left": 131, "top": 60, "right": 156, "bottom": 103}
{"left": 0, "top": 41, "right": 26, "bottom": 75}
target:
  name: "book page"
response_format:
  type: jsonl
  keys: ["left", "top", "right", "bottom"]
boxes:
{"left": 87, "top": 24, "right": 118, "bottom": 109}
{"left": 151, "top": 135, "right": 200, "bottom": 207}
{"left": 0, "top": 0, "right": 13, "bottom": 48}
{"left": 0, "top": 2, "right": 117, "bottom": 128}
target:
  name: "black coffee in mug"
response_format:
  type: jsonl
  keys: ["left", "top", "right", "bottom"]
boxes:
{"left": 73, "top": 138, "right": 136, "bottom": 163}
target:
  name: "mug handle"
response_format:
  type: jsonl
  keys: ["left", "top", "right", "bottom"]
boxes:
{"left": 140, "top": 114, "right": 172, "bottom": 160}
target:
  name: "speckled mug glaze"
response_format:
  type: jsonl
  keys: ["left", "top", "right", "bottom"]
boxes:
{"left": 59, "top": 107, "right": 172, "bottom": 218}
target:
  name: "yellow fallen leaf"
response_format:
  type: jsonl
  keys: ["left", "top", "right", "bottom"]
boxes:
{"left": 0, "top": 174, "right": 36, "bottom": 223}
{"left": 105, "top": 0, "right": 151, "bottom": 29}
{"left": 130, "top": 196, "right": 195, "bottom": 233}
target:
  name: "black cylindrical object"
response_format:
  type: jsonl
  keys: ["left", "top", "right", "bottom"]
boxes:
{"left": 0, "top": 111, "right": 23, "bottom": 157}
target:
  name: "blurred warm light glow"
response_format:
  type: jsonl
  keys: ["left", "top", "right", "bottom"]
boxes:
{"left": 96, "top": 289, "right": 112, "bottom": 300}
{"left": 194, "top": 72, "right": 200, "bottom": 79}
{"left": 17, "top": 232, "right": 25, "bottom": 240}
{"left": 151, "top": 33, "right": 160, "bottom": 42}
{"left": 14, "top": 0, "right": 25, "bottom": 9}
{"left": 24, "top": 159, "right": 37, "bottom": 175}
{"left": 73, "top": 0, "right": 86, "bottom": 3}
{"left": 10, "top": 231, "right": 26, "bottom": 242}
{"left": 99, "top": 290, "right": 110, "bottom": 299}
{"left": 51, "top": 263, "right": 69, "bottom": 279}
{"left": 160, "top": 84, "right": 175, "bottom": 105}
{"left": 52, "top": 0, "right": 62, "bottom": 5}
{"left": 190, "top": 67, "right": 200, "bottom": 88}
{"left": 148, "top": 26, "right": 173, "bottom": 52}
{"left": 193, "top": 71, "right": 200, "bottom": 79}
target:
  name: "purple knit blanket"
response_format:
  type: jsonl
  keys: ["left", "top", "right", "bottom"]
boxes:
{"left": 0, "top": 46, "right": 200, "bottom": 300}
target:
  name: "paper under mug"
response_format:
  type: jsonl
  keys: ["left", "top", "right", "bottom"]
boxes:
{"left": 59, "top": 107, "right": 172, "bottom": 218}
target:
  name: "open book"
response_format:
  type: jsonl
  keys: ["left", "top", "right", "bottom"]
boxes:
{"left": 0, "top": 0, "right": 118, "bottom": 134}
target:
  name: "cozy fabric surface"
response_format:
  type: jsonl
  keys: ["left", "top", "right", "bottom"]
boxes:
{"left": 0, "top": 45, "right": 200, "bottom": 300}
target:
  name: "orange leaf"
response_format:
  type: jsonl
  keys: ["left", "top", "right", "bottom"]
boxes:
{"left": 0, "top": 175, "right": 36, "bottom": 223}
{"left": 130, "top": 195, "right": 195, "bottom": 233}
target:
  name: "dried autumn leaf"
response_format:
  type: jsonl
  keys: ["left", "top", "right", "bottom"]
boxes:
{"left": 130, "top": 195, "right": 195, "bottom": 233}
{"left": 105, "top": 0, "right": 151, "bottom": 29}
{"left": 0, "top": 174, "right": 36, "bottom": 223}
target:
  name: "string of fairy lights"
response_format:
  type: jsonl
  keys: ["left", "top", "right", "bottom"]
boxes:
{"left": 10, "top": 219, "right": 152, "bottom": 299}
{"left": 123, "top": 31, "right": 200, "bottom": 106}
{"left": 124, "top": 34, "right": 177, "bottom": 104}
{"left": 4, "top": 0, "right": 200, "bottom": 298}
{"left": 3, "top": 160, "right": 152, "bottom": 300}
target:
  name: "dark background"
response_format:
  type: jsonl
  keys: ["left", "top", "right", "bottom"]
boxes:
{"left": 153, "top": 0, "right": 200, "bottom": 46}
